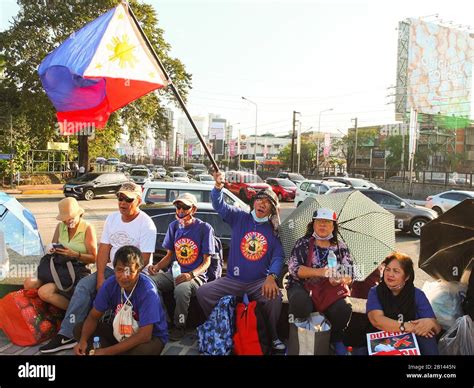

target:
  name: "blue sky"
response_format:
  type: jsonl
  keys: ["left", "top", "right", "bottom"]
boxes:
{"left": 1, "top": 0, "right": 473, "bottom": 137}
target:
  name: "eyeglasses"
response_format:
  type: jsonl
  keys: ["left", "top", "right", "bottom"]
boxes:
{"left": 117, "top": 195, "right": 135, "bottom": 203}
{"left": 175, "top": 203, "right": 191, "bottom": 211}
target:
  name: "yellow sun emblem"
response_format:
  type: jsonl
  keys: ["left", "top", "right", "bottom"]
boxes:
{"left": 107, "top": 34, "right": 138, "bottom": 69}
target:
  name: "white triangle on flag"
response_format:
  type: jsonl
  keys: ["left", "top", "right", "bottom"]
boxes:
{"left": 84, "top": 4, "right": 167, "bottom": 86}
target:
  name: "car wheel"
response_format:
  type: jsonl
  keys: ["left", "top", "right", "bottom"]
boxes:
{"left": 239, "top": 190, "right": 247, "bottom": 202}
{"left": 432, "top": 206, "right": 443, "bottom": 216}
{"left": 83, "top": 189, "right": 95, "bottom": 201}
{"left": 277, "top": 265, "right": 289, "bottom": 289}
{"left": 278, "top": 193, "right": 283, "bottom": 201}
{"left": 410, "top": 218, "right": 427, "bottom": 237}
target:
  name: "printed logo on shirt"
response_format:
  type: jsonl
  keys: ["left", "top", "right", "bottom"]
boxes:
{"left": 175, "top": 238, "right": 199, "bottom": 265}
{"left": 109, "top": 231, "right": 136, "bottom": 247}
{"left": 240, "top": 231, "right": 268, "bottom": 261}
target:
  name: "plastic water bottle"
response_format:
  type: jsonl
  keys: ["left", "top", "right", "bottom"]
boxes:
{"left": 89, "top": 336, "right": 100, "bottom": 355}
{"left": 327, "top": 250, "right": 338, "bottom": 279}
{"left": 172, "top": 261, "right": 181, "bottom": 280}
{"left": 327, "top": 250, "right": 337, "bottom": 268}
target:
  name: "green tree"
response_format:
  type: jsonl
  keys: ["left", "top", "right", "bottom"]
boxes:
{"left": 0, "top": 0, "right": 191, "bottom": 171}
{"left": 333, "top": 128, "right": 378, "bottom": 172}
{"left": 278, "top": 140, "right": 316, "bottom": 173}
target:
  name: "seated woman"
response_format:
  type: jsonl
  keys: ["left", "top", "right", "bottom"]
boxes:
{"left": 24, "top": 197, "right": 97, "bottom": 310}
{"left": 73, "top": 245, "right": 168, "bottom": 355}
{"left": 286, "top": 208, "right": 354, "bottom": 355}
{"left": 367, "top": 252, "right": 441, "bottom": 355}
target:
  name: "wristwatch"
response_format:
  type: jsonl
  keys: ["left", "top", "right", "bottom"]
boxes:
{"left": 399, "top": 321, "right": 406, "bottom": 333}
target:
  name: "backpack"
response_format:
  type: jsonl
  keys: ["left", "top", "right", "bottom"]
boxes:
{"left": 233, "top": 295, "right": 271, "bottom": 355}
{"left": 197, "top": 295, "right": 236, "bottom": 355}
{"left": 172, "top": 221, "right": 223, "bottom": 282}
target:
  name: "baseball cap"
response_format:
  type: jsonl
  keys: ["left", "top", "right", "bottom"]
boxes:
{"left": 117, "top": 182, "right": 142, "bottom": 199}
{"left": 254, "top": 188, "right": 279, "bottom": 210}
{"left": 312, "top": 208, "right": 337, "bottom": 221}
{"left": 173, "top": 193, "right": 198, "bottom": 208}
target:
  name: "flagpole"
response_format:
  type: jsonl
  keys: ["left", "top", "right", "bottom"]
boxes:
{"left": 125, "top": 2, "right": 219, "bottom": 172}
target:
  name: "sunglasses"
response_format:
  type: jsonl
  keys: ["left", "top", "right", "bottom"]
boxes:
{"left": 117, "top": 195, "right": 135, "bottom": 203}
{"left": 175, "top": 203, "right": 191, "bottom": 211}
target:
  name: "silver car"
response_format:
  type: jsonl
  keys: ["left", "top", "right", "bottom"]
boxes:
{"left": 425, "top": 190, "right": 474, "bottom": 215}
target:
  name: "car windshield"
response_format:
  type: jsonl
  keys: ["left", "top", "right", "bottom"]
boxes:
{"left": 173, "top": 172, "right": 187, "bottom": 177}
{"left": 242, "top": 174, "right": 263, "bottom": 183}
{"left": 131, "top": 170, "right": 149, "bottom": 177}
{"left": 74, "top": 173, "right": 101, "bottom": 182}
{"left": 288, "top": 173, "right": 304, "bottom": 180}
{"left": 199, "top": 175, "right": 213, "bottom": 181}
{"left": 279, "top": 179, "right": 296, "bottom": 187}
{"left": 350, "top": 179, "right": 377, "bottom": 188}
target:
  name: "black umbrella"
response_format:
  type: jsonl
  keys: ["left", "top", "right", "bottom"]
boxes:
{"left": 419, "top": 198, "right": 474, "bottom": 281}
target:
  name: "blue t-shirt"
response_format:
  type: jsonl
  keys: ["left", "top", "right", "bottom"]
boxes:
{"left": 366, "top": 286, "right": 436, "bottom": 319}
{"left": 163, "top": 219, "right": 215, "bottom": 276}
{"left": 211, "top": 188, "right": 284, "bottom": 282}
{"left": 94, "top": 273, "right": 168, "bottom": 344}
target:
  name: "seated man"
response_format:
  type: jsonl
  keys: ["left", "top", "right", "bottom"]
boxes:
{"left": 74, "top": 245, "right": 168, "bottom": 355}
{"left": 196, "top": 171, "right": 286, "bottom": 354}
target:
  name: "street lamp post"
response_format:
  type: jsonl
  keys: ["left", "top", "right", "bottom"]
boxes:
{"left": 317, "top": 108, "right": 334, "bottom": 176}
{"left": 242, "top": 97, "right": 258, "bottom": 175}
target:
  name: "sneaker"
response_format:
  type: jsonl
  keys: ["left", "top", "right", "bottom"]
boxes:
{"left": 169, "top": 327, "right": 186, "bottom": 342}
{"left": 39, "top": 334, "right": 77, "bottom": 354}
{"left": 272, "top": 339, "right": 286, "bottom": 355}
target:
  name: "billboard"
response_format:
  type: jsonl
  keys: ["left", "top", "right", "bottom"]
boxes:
{"left": 396, "top": 19, "right": 473, "bottom": 119}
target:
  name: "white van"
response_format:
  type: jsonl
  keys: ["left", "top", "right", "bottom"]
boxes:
{"left": 142, "top": 181, "right": 250, "bottom": 211}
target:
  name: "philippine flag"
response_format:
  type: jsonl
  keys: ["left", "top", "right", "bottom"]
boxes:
{"left": 38, "top": 4, "right": 168, "bottom": 134}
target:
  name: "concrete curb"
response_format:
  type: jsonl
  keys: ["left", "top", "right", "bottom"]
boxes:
{"left": 20, "top": 190, "right": 64, "bottom": 195}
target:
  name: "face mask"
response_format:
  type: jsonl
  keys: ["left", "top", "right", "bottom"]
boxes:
{"left": 176, "top": 212, "right": 192, "bottom": 227}
{"left": 251, "top": 209, "right": 269, "bottom": 223}
{"left": 312, "top": 232, "right": 333, "bottom": 241}
{"left": 67, "top": 218, "right": 78, "bottom": 229}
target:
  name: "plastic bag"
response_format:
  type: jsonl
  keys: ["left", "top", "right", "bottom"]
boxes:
{"left": 0, "top": 289, "right": 64, "bottom": 346}
{"left": 287, "top": 312, "right": 331, "bottom": 355}
{"left": 422, "top": 280, "right": 467, "bottom": 330}
{"left": 438, "top": 315, "right": 474, "bottom": 355}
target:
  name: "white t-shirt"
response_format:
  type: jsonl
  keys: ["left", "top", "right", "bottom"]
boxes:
{"left": 100, "top": 211, "right": 157, "bottom": 269}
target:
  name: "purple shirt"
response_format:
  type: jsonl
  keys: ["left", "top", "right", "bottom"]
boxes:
{"left": 211, "top": 188, "right": 284, "bottom": 282}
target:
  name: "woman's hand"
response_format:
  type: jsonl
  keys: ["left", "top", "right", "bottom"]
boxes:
{"left": 213, "top": 171, "right": 225, "bottom": 189}
{"left": 410, "top": 318, "right": 437, "bottom": 338}
{"left": 148, "top": 264, "right": 159, "bottom": 276}
{"left": 54, "top": 246, "right": 77, "bottom": 258}
{"left": 262, "top": 276, "right": 279, "bottom": 299}
{"left": 74, "top": 340, "right": 88, "bottom": 356}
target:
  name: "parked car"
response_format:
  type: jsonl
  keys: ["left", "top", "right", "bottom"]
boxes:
{"left": 94, "top": 157, "right": 107, "bottom": 164}
{"left": 322, "top": 176, "right": 380, "bottom": 189}
{"left": 295, "top": 180, "right": 348, "bottom": 206}
{"left": 425, "top": 190, "right": 474, "bottom": 215}
{"left": 265, "top": 178, "right": 297, "bottom": 202}
{"left": 276, "top": 172, "right": 306, "bottom": 186}
{"left": 184, "top": 163, "right": 207, "bottom": 171}
{"left": 358, "top": 188, "right": 438, "bottom": 237}
{"left": 63, "top": 172, "right": 130, "bottom": 201}
{"left": 224, "top": 171, "right": 271, "bottom": 202}
{"left": 106, "top": 158, "right": 120, "bottom": 165}
{"left": 142, "top": 181, "right": 250, "bottom": 212}
{"left": 169, "top": 171, "right": 190, "bottom": 183}
{"left": 129, "top": 168, "right": 153, "bottom": 185}
{"left": 193, "top": 174, "right": 215, "bottom": 185}
{"left": 166, "top": 166, "right": 186, "bottom": 173}
{"left": 141, "top": 203, "right": 232, "bottom": 265}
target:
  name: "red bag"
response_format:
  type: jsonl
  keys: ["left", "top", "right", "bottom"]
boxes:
{"left": 0, "top": 289, "right": 64, "bottom": 346}
{"left": 233, "top": 300, "right": 271, "bottom": 355}
{"left": 305, "top": 237, "right": 350, "bottom": 313}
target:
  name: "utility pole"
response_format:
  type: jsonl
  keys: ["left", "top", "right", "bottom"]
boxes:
{"left": 352, "top": 117, "right": 358, "bottom": 175}
{"left": 290, "top": 111, "right": 300, "bottom": 172}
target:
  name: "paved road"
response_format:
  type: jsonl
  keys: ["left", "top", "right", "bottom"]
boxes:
{"left": 15, "top": 195, "right": 432, "bottom": 289}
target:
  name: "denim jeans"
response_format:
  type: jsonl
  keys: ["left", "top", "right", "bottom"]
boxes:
{"left": 58, "top": 267, "right": 115, "bottom": 339}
